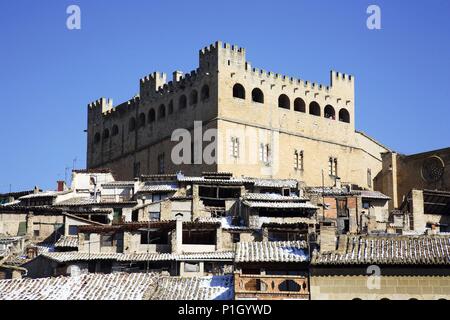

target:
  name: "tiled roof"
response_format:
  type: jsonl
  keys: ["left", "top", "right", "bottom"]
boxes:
{"left": 359, "top": 190, "right": 390, "bottom": 200}
{"left": 247, "top": 178, "right": 298, "bottom": 188}
{"left": 39, "top": 251, "right": 234, "bottom": 263}
{"left": 306, "top": 187, "right": 358, "bottom": 196}
{"left": 138, "top": 183, "right": 178, "bottom": 193}
{"left": 54, "top": 236, "right": 79, "bottom": 248}
{"left": 54, "top": 197, "right": 96, "bottom": 206}
{"left": 19, "top": 190, "right": 72, "bottom": 200}
{"left": 177, "top": 176, "right": 249, "bottom": 185}
{"left": 0, "top": 236, "right": 25, "bottom": 244}
{"left": 235, "top": 241, "right": 309, "bottom": 263}
{"left": 149, "top": 275, "right": 233, "bottom": 300}
{"left": 242, "top": 193, "right": 308, "bottom": 201}
{"left": 242, "top": 200, "right": 318, "bottom": 209}
{"left": 261, "top": 219, "right": 318, "bottom": 228}
{"left": 0, "top": 272, "right": 158, "bottom": 300}
{"left": 312, "top": 235, "right": 450, "bottom": 266}
{"left": 102, "top": 181, "right": 135, "bottom": 187}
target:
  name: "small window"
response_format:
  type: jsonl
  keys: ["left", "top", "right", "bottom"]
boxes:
{"left": 201, "top": 85, "right": 210, "bottom": 101}
{"left": 294, "top": 98, "right": 306, "bottom": 112}
{"left": 328, "top": 157, "right": 338, "bottom": 176}
{"left": 179, "top": 95, "right": 187, "bottom": 109}
{"left": 324, "top": 105, "right": 336, "bottom": 120}
{"left": 84, "top": 233, "right": 90, "bottom": 242}
{"left": 339, "top": 108, "right": 350, "bottom": 123}
{"left": 101, "top": 234, "right": 114, "bottom": 247}
{"left": 294, "top": 150, "right": 304, "bottom": 171}
{"left": 230, "top": 137, "right": 240, "bottom": 158}
{"left": 148, "top": 109, "right": 156, "bottom": 123}
{"left": 232, "top": 233, "right": 240, "bottom": 243}
{"left": 33, "top": 230, "right": 40, "bottom": 237}
{"left": 232, "top": 83, "right": 245, "bottom": 99}
{"left": 68, "top": 225, "right": 78, "bottom": 236}
{"left": 189, "top": 90, "right": 198, "bottom": 106}
{"left": 251, "top": 88, "right": 264, "bottom": 103}
{"left": 309, "top": 101, "right": 321, "bottom": 116}
{"left": 259, "top": 143, "right": 270, "bottom": 164}
{"left": 278, "top": 94, "right": 290, "bottom": 109}
{"left": 149, "top": 211, "right": 160, "bottom": 221}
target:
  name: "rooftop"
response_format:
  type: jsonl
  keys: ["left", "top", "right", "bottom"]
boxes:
{"left": 235, "top": 241, "right": 309, "bottom": 263}
{"left": 312, "top": 234, "right": 450, "bottom": 266}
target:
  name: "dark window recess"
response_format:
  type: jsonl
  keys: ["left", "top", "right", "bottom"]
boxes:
{"left": 232, "top": 233, "right": 240, "bottom": 243}
{"left": 113, "top": 209, "right": 123, "bottom": 224}
{"left": 140, "top": 230, "right": 168, "bottom": 245}
{"left": 259, "top": 208, "right": 310, "bottom": 218}
{"left": 268, "top": 231, "right": 306, "bottom": 242}
{"left": 278, "top": 280, "right": 302, "bottom": 292}
{"left": 242, "top": 269, "right": 260, "bottom": 275}
{"left": 101, "top": 234, "right": 114, "bottom": 247}
{"left": 90, "top": 215, "right": 108, "bottom": 224}
{"left": 198, "top": 186, "right": 241, "bottom": 199}
{"left": 337, "top": 199, "right": 348, "bottom": 217}
{"left": 68, "top": 225, "right": 78, "bottom": 236}
{"left": 131, "top": 211, "right": 139, "bottom": 222}
{"left": 182, "top": 230, "right": 216, "bottom": 245}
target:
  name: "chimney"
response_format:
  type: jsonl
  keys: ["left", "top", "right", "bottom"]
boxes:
{"left": 173, "top": 71, "right": 183, "bottom": 82}
{"left": 319, "top": 222, "right": 337, "bottom": 252}
{"left": 57, "top": 180, "right": 67, "bottom": 192}
{"left": 334, "top": 177, "right": 341, "bottom": 189}
{"left": 175, "top": 213, "right": 183, "bottom": 254}
{"left": 33, "top": 186, "right": 39, "bottom": 194}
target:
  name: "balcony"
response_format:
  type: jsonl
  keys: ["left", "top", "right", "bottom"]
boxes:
{"left": 234, "top": 273, "right": 309, "bottom": 300}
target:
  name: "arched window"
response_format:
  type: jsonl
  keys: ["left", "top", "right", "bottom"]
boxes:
{"left": 201, "top": 85, "right": 210, "bottom": 101}
{"left": 294, "top": 98, "right": 306, "bottom": 112}
{"left": 233, "top": 83, "right": 245, "bottom": 99}
{"left": 148, "top": 109, "right": 156, "bottom": 123}
{"left": 129, "top": 117, "right": 136, "bottom": 132}
{"left": 102, "top": 128, "right": 110, "bottom": 140}
{"left": 309, "top": 101, "right": 321, "bottom": 116}
{"left": 94, "top": 132, "right": 100, "bottom": 144}
{"left": 278, "top": 280, "right": 301, "bottom": 292}
{"left": 112, "top": 125, "right": 119, "bottom": 136}
{"left": 339, "top": 108, "right": 350, "bottom": 123}
{"left": 138, "top": 113, "right": 146, "bottom": 127}
{"left": 168, "top": 100, "right": 174, "bottom": 115}
{"left": 189, "top": 90, "right": 198, "bottom": 106}
{"left": 158, "top": 104, "right": 166, "bottom": 119}
{"left": 324, "top": 105, "right": 336, "bottom": 120}
{"left": 179, "top": 95, "right": 187, "bottom": 109}
{"left": 278, "top": 94, "right": 290, "bottom": 109}
{"left": 252, "top": 88, "right": 264, "bottom": 103}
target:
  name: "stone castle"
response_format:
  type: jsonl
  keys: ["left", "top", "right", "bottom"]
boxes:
{"left": 87, "top": 41, "right": 389, "bottom": 189}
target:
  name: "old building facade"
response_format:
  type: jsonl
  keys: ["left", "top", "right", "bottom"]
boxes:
{"left": 87, "top": 41, "right": 388, "bottom": 189}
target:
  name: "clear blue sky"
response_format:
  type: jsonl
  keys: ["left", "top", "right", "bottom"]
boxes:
{"left": 0, "top": 0, "right": 449, "bottom": 193}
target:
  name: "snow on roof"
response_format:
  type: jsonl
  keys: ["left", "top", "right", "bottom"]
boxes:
{"left": 242, "top": 200, "right": 318, "bottom": 209}
{"left": 149, "top": 275, "right": 234, "bottom": 300}
{"left": 0, "top": 273, "right": 158, "bottom": 300}
{"left": 235, "top": 241, "right": 309, "bottom": 263}
{"left": 312, "top": 234, "right": 450, "bottom": 266}
{"left": 242, "top": 193, "right": 308, "bottom": 201}
{"left": 39, "top": 251, "right": 234, "bottom": 263}
{"left": 54, "top": 236, "right": 79, "bottom": 249}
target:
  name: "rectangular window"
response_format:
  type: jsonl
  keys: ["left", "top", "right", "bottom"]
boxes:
{"left": 84, "top": 233, "right": 90, "bottom": 242}
{"left": 259, "top": 143, "right": 270, "bottom": 164}
{"left": 149, "top": 211, "right": 160, "bottom": 221}
{"left": 230, "top": 137, "right": 240, "bottom": 158}
{"left": 101, "top": 234, "right": 114, "bottom": 247}
{"left": 158, "top": 153, "right": 165, "bottom": 174}
{"left": 68, "top": 225, "right": 78, "bottom": 236}
{"left": 329, "top": 157, "right": 338, "bottom": 176}
{"left": 232, "top": 233, "right": 240, "bottom": 243}
{"left": 294, "top": 150, "right": 304, "bottom": 170}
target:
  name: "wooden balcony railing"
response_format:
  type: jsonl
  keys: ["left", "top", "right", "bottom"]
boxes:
{"left": 234, "top": 273, "right": 309, "bottom": 299}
